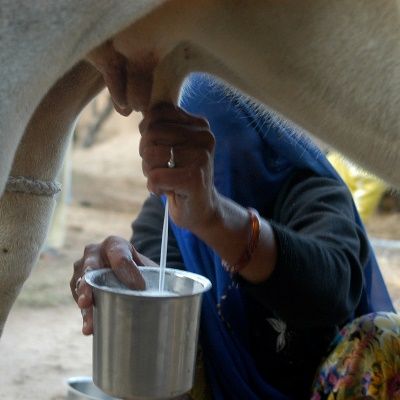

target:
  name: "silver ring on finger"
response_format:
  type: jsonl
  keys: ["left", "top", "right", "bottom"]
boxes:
{"left": 167, "top": 147, "right": 175, "bottom": 168}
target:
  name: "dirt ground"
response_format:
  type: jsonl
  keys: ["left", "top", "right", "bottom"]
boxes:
{"left": 0, "top": 107, "right": 399, "bottom": 400}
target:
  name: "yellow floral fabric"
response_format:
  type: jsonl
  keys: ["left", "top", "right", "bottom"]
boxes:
{"left": 311, "top": 312, "right": 400, "bottom": 399}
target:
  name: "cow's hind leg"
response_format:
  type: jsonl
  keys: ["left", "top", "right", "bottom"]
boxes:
{"left": 0, "top": 61, "right": 103, "bottom": 336}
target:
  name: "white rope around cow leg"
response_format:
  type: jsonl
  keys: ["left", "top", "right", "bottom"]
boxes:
{"left": 5, "top": 176, "right": 61, "bottom": 197}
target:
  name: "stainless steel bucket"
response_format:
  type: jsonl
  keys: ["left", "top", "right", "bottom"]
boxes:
{"left": 85, "top": 267, "right": 212, "bottom": 400}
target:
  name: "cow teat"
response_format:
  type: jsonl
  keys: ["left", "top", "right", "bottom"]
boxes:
{"left": 86, "top": 41, "right": 158, "bottom": 115}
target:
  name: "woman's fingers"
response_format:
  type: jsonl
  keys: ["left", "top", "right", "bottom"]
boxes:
{"left": 70, "top": 259, "right": 83, "bottom": 303}
{"left": 71, "top": 243, "right": 105, "bottom": 333}
{"left": 81, "top": 307, "right": 94, "bottom": 336}
{"left": 142, "top": 145, "right": 211, "bottom": 178}
{"left": 139, "top": 103, "right": 212, "bottom": 160}
{"left": 145, "top": 153, "right": 211, "bottom": 195}
{"left": 77, "top": 287, "right": 93, "bottom": 309}
{"left": 71, "top": 236, "right": 147, "bottom": 337}
{"left": 101, "top": 236, "right": 146, "bottom": 290}
{"left": 71, "top": 243, "right": 104, "bottom": 302}
{"left": 138, "top": 103, "right": 217, "bottom": 231}
{"left": 139, "top": 119, "right": 215, "bottom": 185}
{"left": 71, "top": 236, "right": 146, "bottom": 335}
{"left": 71, "top": 257, "right": 95, "bottom": 334}
{"left": 139, "top": 103, "right": 214, "bottom": 199}
{"left": 139, "top": 102, "right": 209, "bottom": 134}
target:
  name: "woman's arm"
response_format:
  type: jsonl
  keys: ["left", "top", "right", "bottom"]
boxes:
{"left": 241, "top": 171, "right": 366, "bottom": 328}
{"left": 140, "top": 104, "right": 278, "bottom": 283}
{"left": 140, "top": 104, "right": 365, "bottom": 329}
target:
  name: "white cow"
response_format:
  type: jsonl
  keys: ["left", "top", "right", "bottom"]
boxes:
{"left": 0, "top": 0, "right": 399, "bottom": 336}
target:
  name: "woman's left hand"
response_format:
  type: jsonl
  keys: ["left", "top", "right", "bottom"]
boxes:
{"left": 139, "top": 103, "right": 218, "bottom": 233}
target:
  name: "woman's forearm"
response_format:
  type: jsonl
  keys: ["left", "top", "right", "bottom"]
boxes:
{"left": 192, "top": 194, "right": 277, "bottom": 284}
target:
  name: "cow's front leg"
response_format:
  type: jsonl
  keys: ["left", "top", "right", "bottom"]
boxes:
{"left": 0, "top": 185, "right": 60, "bottom": 335}
{"left": 0, "top": 61, "right": 103, "bottom": 336}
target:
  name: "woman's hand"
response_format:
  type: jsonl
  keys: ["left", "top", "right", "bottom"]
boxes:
{"left": 70, "top": 236, "right": 156, "bottom": 335}
{"left": 139, "top": 103, "right": 218, "bottom": 233}
{"left": 140, "top": 104, "right": 277, "bottom": 285}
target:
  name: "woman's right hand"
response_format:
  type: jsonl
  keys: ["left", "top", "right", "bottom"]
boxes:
{"left": 70, "top": 236, "right": 155, "bottom": 335}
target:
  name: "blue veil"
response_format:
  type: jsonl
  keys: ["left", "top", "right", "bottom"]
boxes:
{"left": 168, "top": 74, "right": 394, "bottom": 399}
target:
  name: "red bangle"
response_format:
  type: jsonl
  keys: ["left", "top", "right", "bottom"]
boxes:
{"left": 222, "top": 208, "right": 261, "bottom": 274}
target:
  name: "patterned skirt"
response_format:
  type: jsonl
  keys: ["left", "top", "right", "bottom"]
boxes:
{"left": 311, "top": 312, "right": 400, "bottom": 400}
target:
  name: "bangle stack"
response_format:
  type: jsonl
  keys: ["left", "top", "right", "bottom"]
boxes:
{"left": 222, "top": 207, "right": 261, "bottom": 274}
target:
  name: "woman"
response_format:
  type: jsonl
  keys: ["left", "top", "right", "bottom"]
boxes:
{"left": 72, "top": 74, "right": 396, "bottom": 399}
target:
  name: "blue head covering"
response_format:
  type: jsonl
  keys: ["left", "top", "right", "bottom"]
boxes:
{"left": 168, "top": 74, "right": 394, "bottom": 399}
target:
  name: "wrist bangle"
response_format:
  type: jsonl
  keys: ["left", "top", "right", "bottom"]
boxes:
{"left": 222, "top": 207, "right": 261, "bottom": 274}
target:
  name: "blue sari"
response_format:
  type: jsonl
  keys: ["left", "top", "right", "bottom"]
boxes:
{"left": 168, "top": 74, "right": 394, "bottom": 399}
